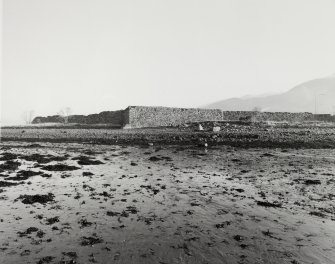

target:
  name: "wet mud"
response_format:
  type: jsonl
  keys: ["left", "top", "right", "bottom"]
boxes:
{"left": 0, "top": 142, "right": 334, "bottom": 264}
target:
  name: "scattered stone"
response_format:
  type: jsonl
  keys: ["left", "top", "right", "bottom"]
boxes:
{"left": 107, "top": 211, "right": 120, "bottom": 217}
{"left": 17, "top": 227, "right": 39, "bottom": 237}
{"left": 79, "top": 218, "right": 93, "bottom": 228}
{"left": 304, "top": 179, "right": 321, "bottom": 185}
{"left": 73, "top": 156, "right": 104, "bottom": 165}
{"left": 256, "top": 201, "right": 282, "bottom": 208}
{"left": 83, "top": 171, "right": 94, "bottom": 177}
{"left": 45, "top": 216, "right": 60, "bottom": 225}
{"left": 149, "top": 156, "right": 162, "bottom": 162}
{"left": 215, "top": 221, "right": 231, "bottom": 229}
{"left": 310, "top": 211, "right": 327, "bottom": 218}
{"left": 81, "top": 234, "right": 103, "bottom": 246}
{"left": 37, "top": 256, "right": 55, "bottom": 264}
{"left": 233, "top": 235, "right": 243, "bottom": 241}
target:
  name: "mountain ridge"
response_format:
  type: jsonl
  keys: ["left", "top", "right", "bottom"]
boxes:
{"left": 205, "top": 75, "right": 335, "bottom": 114}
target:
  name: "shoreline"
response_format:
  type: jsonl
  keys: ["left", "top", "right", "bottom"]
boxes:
{"left": 1, "top": 126, "right": 335, "bottom": 149}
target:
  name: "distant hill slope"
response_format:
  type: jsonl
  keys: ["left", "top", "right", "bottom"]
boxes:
{"left": 205, "top": 75, "right": 335, "bottom": 114}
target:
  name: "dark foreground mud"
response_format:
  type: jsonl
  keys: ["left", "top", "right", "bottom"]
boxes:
{"left": 0, "top": 142, "right": 334, "bottom": 264}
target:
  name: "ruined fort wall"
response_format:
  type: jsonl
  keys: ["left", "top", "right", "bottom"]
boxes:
{"left": 124, "top": 106, "right": 316, "bottom": 128}
{"left": 33, "top": 110, "right": 124, "bottom": 125}
{"left": 32, "top": 106, "right": 327, "bottom": 128}
{"left": 125, "top": 106, "right": 223, "bottom": 128}
{"left": 221, "top": 111, "right": 314, "bottom": 122}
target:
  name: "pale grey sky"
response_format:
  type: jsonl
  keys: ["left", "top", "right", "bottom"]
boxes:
{"left": 2, "top": 0, "right": 335, "bottom": 124}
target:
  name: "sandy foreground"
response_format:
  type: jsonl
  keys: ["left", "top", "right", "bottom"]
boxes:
{"left": 0, "top": 141, "right": 335, "bottom": 264}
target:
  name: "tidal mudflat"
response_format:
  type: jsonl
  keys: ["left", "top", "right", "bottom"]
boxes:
{"left": 0, "top": 142, "right": 334, "bottom": 264}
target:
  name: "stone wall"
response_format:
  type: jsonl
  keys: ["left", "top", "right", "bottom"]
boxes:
{"left": 124, "top": 107, "right": 316, "bottom": 128}
{"left": 313, "top": 114, "right": 335, "bottom": 122}
{"left": 32, "top": 106, "right": 332, "bottom": 128}
{"left": 32, "top": 110, "right": 124, "bottom": 125}
{"left": 221, "top": 111, "right": 314, "bottom": 122}
{"left": 125, "top": 106, "right": 222, "bottom": 128}
{"left": 32, "top": 115, "right": 63, "bottom": 124}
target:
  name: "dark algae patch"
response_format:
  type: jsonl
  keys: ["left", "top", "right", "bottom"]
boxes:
{"left": 0, "top": 152, "right": 19, "bottom": 161}
{"left": 72, "top": 155, "right": 104, "bottom": 165}
{"left": 16, "top": 193, "right": 55, "bottom": 204}
{"left": 0, "top": 181, "right": 20, "bottom": 187}
{"left": 0, "top": 160, "right": 21, "bottom": 171}
{"left": 41, "top": 164, "right": 80, "bottom": 171}
{"left": 20, "top": 153, "right": 68, "bottom": 164}
{"left": 7, "top": 170, "right": 43, "bottom": 181}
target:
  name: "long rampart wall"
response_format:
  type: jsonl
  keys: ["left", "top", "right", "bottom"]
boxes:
{"left": 32, "top": 106, "right": 334, "bottom": 128}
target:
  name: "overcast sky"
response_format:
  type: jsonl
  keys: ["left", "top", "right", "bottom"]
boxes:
{"left": 2, "top": 0, "right": 335, "bottom": 124}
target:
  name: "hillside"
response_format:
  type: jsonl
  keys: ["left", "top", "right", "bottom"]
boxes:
{"left": 206, "top": 75, "right": 335, "bottom": 114}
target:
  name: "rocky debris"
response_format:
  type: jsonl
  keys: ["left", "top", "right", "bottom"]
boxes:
{"left": 17, "top": 227, "right": 39, "bottom": 237}
{"left": 0, "top": 181, "right": 20, "bottom": 188}
{"left": 41, "top": 164, "right": 80, "bottom": 171}
{"left": 148, "top": 156, "right": 161, "bottom": 162}
{"left": 257, "top": 201, "right": 282, "bottom": 208}
{"left": 20, "top": 153, "right": 68, "bottom": 164}
{"left": 36, "top": 256, "right": 55, "bottom": 264}
{"left": 82, "top": 171, "right": 94, "bottom": 177}
{"left": 78, "top": 218, "right": 93, "bottom": 228}
{"left": 25, "top": 143, "right": 43, "bottom": 148}
{"left": 106, "top": 211, "right": 120, "bottom": 217}
{"left": 140, "top": 185, "right": 160, "bottom": 195}
{"left": 261, "top": 153, "right": 275, "bottom": 157}
{"left": 126, "top": 206, "right": 139, "bottom": 214}
{"left": 16, "top": 193, "right": 55, "bottom": 204}
{"left": 233, "top": 235, "right": 244, "bottom": 242}
{"left": 3, "top": 124, "right": 335, "bottom": 148}
{"left": 215, "top": 221, "right": 231, "bottom": 229}
{"left": 310, "top": 211, "right": 327, "bottom": 218}
{"left": 62, "top": 252, "right": 78, "bottom": 263}
{"left": 148, "top": 156, "right": 172, "bottom": 162}
{"left": 80, "top": 234, "right": 103, "bottom": 246}
{"left": 72, "top": 156, "right": 104, "bottom": 165}
{"left": 45, "top": 216, "right": 60, "bottom": 225}
{"left": 304, "top": 179, "right": 321, "bottom": 185}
